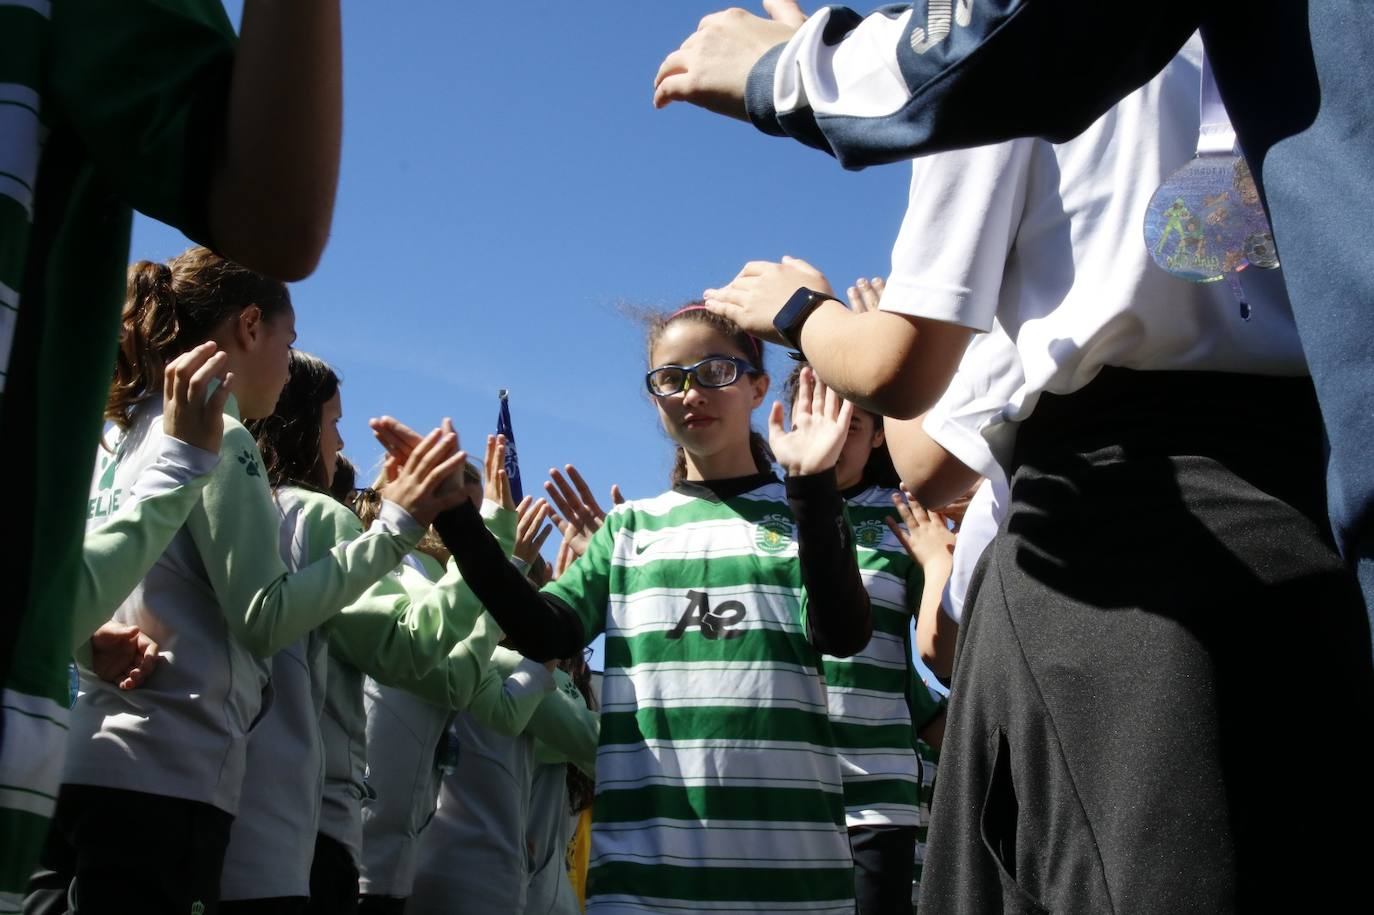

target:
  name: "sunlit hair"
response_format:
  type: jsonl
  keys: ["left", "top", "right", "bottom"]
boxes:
{"left": 349, "top": 475, "right": 453, "bottom": 565}
{"left": 782, "top": 361, "right": 899, "bottom": 488}
{"left": 108, "top": 246, "right": 291, "bottom": 430}
{"left": 642, "top": 303, "right": 774, "bottom": 486}
{"left": 246, "top": 350, "right": 338, "bottom": 493}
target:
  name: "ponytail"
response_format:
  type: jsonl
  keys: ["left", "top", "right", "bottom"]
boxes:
{"left": 107, "top": 261, "right": 179, "bottom": 430}
{"left": 105, "top": 246, "right": 292, "bottom": 430}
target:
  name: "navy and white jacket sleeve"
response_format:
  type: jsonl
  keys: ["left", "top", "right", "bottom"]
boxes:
{"left": 744, "top": 1, "right": 1198, "bottom": 168}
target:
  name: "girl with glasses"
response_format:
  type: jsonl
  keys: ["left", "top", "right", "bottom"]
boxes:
{"left": 373, "top": 304, "right": 874, "bottom": 914}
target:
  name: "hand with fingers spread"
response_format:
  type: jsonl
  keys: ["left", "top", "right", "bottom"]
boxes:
{"left": 704, "top": 255, "right": 837, "bottom": 344}
{"left": 551, "top": 537, "right": 576, "bottom": 580}
{"left": 846, "top": 276, "right": 885, "bottom": 314}
{"left": 768, "top": 366, "right": 854, "bottom": 477}
{"left": 90, "top": 621, "right": 161, "bottom": 690}
{"left": 653, "top": 2, "right": 806, "bottom": 117}
{"left": 885, "top": 488, "right": 956, "bottom": 569}
{"left": 514, "top": 496, "right": 555, "bottom": 568}
{"left": 377, "top": 423, "right": 469, "bottom": 527}
{"left": 543, "top": 465, "right": 622, "bottom": 559}
{"left": 483, "top": 434, "right": 517, "bottom": 511}
{"left": 161, "top": 341, "right": 234, "bottom": 454}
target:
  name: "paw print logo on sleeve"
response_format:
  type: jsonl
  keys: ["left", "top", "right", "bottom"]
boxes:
{"left": 235, "top": 448, "right": 261, "bottom": 478}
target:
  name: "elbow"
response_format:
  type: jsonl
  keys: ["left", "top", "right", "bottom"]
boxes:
{"left": 239, "top": 218, "right": 330, "bottom": 282}
{"left": 851, "top": 364, "right": 935, "bottom": 421}
{"left": 207, "top": 192, "right": 334, "bottom": 282}
{"left": 820, "top": 617, "right": 875, "bottom": 659}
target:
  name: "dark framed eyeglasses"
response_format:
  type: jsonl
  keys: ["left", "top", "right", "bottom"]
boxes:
{"left": 645, "top": 356, "right": 756, "bottom": 397}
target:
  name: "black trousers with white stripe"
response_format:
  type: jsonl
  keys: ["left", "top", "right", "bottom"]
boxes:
{"left": 920, "top": 368, "right": 1374, "bottom": 914}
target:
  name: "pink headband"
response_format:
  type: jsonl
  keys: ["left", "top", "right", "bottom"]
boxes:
{"left": 668, "top": 305, "right": 763, "bottom": 365}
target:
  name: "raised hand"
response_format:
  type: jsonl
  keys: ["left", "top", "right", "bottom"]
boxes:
{"left": 846, "top": 276, "right": 885, "bottom": 314}
{"left": 543, "top": 464, "right": 621, "bottom": 559}
{"left": 484, "top": 434, "right": 516, "bottom": 511}
{"left": 768, "top": 366, "right": 854, "bottom": 477}
{"left": 514, "top": 496, "right": 555, "bottom": 567}
{"left": 381, "top": 424, "right": 468, "bottom": 526}
{"left": 90, "top": 621, "right": 161, "bottom": 691}
{"left": 551, "top": 537, "right": 576, "bottom": 580}
{"left": 161, "top": 341, "right": 234, "bottom": 454}
{"left": 704, "top": 255, "right": 836, "bottom": 344}
{"left": 369, "top": 414, "right": 424, "bottom": 463}
{"left": 653, "top": 3, "right": 804, "bottom": 117}
{"left": 884, "top": 487, "right": 956, "bottom": 569}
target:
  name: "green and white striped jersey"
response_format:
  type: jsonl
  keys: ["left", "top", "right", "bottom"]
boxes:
{"left": 544, "top": 477, "right": 855, "bottom": 914}
{"left": 822, "top": 485, "right": 928, "bottom": 828}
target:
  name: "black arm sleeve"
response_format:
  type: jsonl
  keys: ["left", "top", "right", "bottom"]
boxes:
{"left": 786, "top": 470, "right": 872, "bottom": 657}
{"left": 431, "top": 502, "right": 585, "bottom": 662}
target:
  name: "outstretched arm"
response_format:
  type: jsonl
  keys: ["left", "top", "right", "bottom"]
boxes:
{"left": 655, "top": 2, "right": 1196, "bottom": 168}
{"left": 771, "top": 368, "right": 872, "bottom": 657}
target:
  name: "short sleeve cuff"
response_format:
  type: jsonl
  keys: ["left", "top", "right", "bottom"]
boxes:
{"left": 878, "top": 275, "right": 993, "bottom": 332}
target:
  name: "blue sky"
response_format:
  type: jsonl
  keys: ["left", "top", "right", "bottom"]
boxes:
{"left": 131, "top": 1, "right": 943, "bottom": 687}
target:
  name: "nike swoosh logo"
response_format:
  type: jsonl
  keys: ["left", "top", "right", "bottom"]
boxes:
{"left": 634, "top": 535, "right": 671, "bottom": 556}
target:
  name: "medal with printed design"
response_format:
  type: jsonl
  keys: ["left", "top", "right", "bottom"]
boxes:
{"left": 1143, "top": 55, "right": 1278, "bottom": 319}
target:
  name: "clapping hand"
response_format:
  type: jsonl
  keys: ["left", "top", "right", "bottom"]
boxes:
{"left": 369, "top": 417, "right": 469, "bottom": 525}
{"left": 483, "top": 434, "right": 516, "bottom": 511}
{"left": 513, "top": 496, "right": 555, "bottom": 568}
{"left": 768, "top": 366, "right": 854, "bottom": 477}
{"left": 543, "top": 465, "right": 625, "bottom": 560}
{"left": 884, "top": 487, "right": 956, "bottom": 569}
{"left": 846, "top": 276, "right": 885, "bottom": 314}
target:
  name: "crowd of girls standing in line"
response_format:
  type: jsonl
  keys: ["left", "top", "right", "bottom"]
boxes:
{"left": 29, "top": 243, "right": 961, "bottom": 915}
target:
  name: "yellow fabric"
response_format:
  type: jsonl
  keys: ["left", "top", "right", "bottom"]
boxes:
{"left": 568, "top": 807, "right": 593, "bottom": 910}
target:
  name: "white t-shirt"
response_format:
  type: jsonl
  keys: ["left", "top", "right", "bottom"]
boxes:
{"left": 881, "top": 37, "right": 1306, "bottom": 479}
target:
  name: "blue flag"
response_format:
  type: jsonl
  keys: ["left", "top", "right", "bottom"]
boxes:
{"left": 496, "top": 389, "right": 523, "bottom": 502}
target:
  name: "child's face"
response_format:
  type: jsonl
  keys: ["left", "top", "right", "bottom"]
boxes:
{"left": 318, "top": 389, "right": 344, "bottom": 489}
{"left": 650, "top": 321, "right": 767, "bottom": 461}
{"left": 233, "top": 306, "right": 298, "bottom": 420}
{"left": 833, "top": 408, "right": 883, "bottom": 490}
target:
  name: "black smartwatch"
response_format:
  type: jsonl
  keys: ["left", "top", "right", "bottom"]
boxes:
{"left": 773, "top": 287, "right": 839, "bottom": 360}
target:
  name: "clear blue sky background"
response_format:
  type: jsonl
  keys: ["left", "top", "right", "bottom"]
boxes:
{"left": 131, "top": 1, "right": 945, "bottom": 689}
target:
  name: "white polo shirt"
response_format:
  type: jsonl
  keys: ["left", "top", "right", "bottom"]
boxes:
{"left": 882, "top": 37, "right": 1306, "bottom": 481}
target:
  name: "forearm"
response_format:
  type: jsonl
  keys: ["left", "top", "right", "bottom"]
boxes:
{"left": 466, "top": 647, "right": 555, "bottom": 737}
{"left": 916, "top": 554, "right": 957, "bottom": 680}
{"left": 72, "top": 441, "right": 218, "bottom": 648}
{"left": 431, "top": 502, "right": 585, "bottom": 662}
{"left": 883, "top": 414, "right": 981, "bottom": 508}
{"left": 526, "top": 671, "right": 599, "bottom": 776}
{"left": 206, "top": 502, "right": 419, "bottom": 657}
{"left": 207, "top": 0, "right": 341, "bottom": 279}
{"left": 796, "top": 303, "right": 968, "bottom": 419}
{"left": 330, "top": 561, "right": 498, "bottom": 695}
{"left": 789, "top": 470, "right": 871, "bottom": 657}
{"left": 746, "top": 3, "right": 1195, "bottom": 168}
